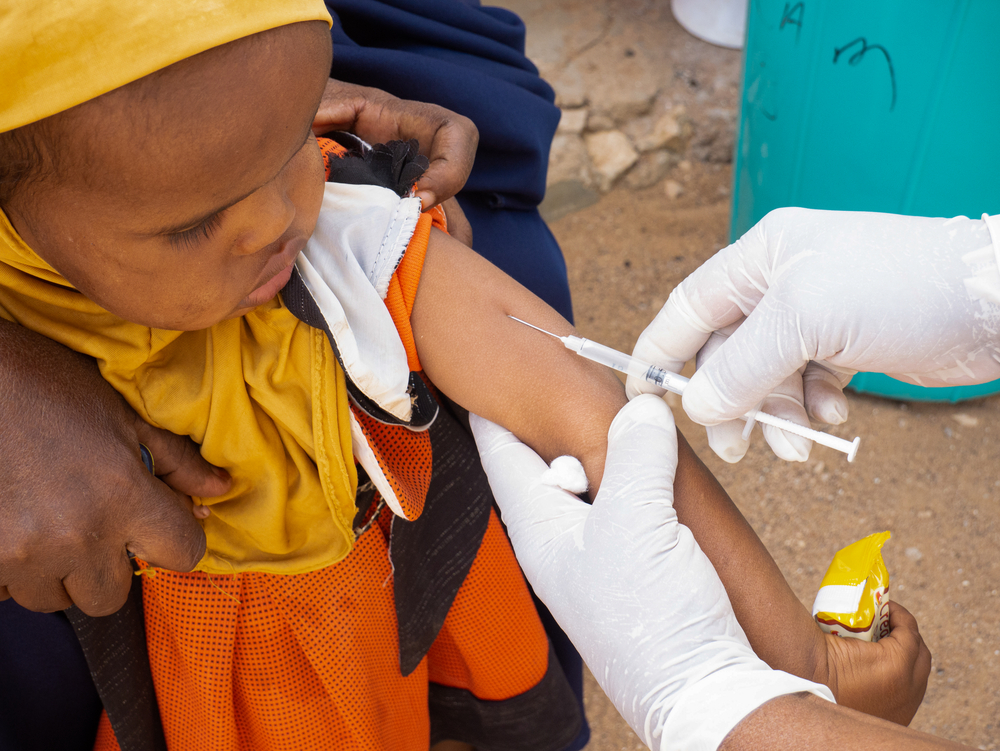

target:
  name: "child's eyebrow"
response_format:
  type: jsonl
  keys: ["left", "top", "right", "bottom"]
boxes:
{"left": 153, "top": 124, "right": 314, "bottom": 236}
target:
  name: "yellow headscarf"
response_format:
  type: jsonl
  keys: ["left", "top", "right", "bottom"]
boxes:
{"left": 0, "top": 0, "right": 333, "bottom": 132}
{"left": 0, "top": 1, "right": 358, "bottom": 575}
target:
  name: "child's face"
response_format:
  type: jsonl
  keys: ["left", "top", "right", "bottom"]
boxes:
{"left": 7, "top": 22, "right": 332, "bottom": 331}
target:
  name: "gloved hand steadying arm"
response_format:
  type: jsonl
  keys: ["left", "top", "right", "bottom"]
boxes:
{"left": 471, "top": 396, "right": 833, "bottom": 751}
{"left": 627, "top": 208, "right": 1000, "bottom": 462}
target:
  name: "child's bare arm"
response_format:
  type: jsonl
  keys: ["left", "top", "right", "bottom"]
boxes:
{"left": 411, "top": 227, "right": 624, "bottom": 492}
{"left": 411, "top": 228, "right": 928, "bottom": 723}
{"left": 673, "top": 435, "right": 930, "bottom": 724}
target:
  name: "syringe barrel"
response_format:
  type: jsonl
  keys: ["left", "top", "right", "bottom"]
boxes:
{"left": 573, "top": 339, "right": 650, "bottom": 381}
{"left": 643, "top": 365, "right": 688, "bottom": 395}
{"left": 572, "top": 338, "right": 688, "bottom": 395}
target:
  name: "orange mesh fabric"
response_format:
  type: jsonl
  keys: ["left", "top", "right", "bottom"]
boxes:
{"left": 427, "top": 511, "right": 549, "bottom": 699}
{"left": 351, "top": 404, "right": 432, "bottom": 521}
{"left": 93, "top": 509, "right": 549, "bottom": 751}
{"left": 95, "top": 518, "right": 429, "bottom": 751}
{"left": 359, "top": 200, "right": 445, "bottom": 521}
{"left": 384, "top": 205, "right": 447, "bottom": 372}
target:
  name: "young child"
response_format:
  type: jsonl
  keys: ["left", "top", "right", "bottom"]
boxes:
{"left": 0, "top": 3, "right": 927, "bottom": 750}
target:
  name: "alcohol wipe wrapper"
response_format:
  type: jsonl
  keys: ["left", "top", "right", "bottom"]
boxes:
{"left": 812, "top": 531, "right": 891, "bottom": 642}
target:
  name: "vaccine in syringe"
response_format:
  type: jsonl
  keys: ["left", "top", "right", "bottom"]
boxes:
{"left": 509, "top": 316, "right": 860, "bottom": 462}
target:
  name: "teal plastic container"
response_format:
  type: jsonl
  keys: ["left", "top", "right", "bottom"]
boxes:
{"left": 731, "top": 0, "right": 1000, "bottom": 402}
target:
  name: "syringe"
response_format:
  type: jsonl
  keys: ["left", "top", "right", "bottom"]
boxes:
{"left": 509, "top": 316, "right": 860, "bottom": 462}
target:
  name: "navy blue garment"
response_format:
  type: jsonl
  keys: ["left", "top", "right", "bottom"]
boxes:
{"left": 326, "top": 0, "right": 574, "bottom": 323}
{"left": 326, "top": 4, "right": 587, "bottom": 749}
{"left": 0, "top": 601, "right": 102, "bottom": 751}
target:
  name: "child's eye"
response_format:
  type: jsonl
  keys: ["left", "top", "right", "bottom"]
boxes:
{"left": 169, "top": 211, "right": 224, "bottom": 250}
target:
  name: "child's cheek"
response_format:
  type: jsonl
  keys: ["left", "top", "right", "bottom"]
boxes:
{"left": 295, "top": 137, "right": 327, "bottom": 237}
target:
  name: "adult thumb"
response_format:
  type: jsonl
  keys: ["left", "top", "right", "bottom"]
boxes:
{"left": 133, "top": 418, "right": 231, "bottom": 499}
{"left": 470, "top": 415, "right": 589, "bottom": 561}
{"left": 593, "top": 396, "right": 680, "bottom": 533}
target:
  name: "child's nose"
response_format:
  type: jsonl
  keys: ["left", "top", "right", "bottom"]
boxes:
{"left": 232, "top": 182, "right": 296, "bottom": 257}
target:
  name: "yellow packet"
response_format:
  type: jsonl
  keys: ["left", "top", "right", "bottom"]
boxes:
{"left": 812, "top": 531, "right": 891, "bottom": 642}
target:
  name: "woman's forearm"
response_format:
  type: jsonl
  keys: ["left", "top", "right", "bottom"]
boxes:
{"left": 721, "top": 694, "right": 969, "bottom": 751}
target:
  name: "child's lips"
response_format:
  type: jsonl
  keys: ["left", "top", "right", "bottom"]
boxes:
{"left": 241, "top": 237, "right": 307, "bottom": 309}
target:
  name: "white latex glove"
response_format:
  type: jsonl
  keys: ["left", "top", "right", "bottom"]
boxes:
{"left": 694, "top": 323, "right": 815, "bottom": 463}
{"left": 627, "top": 208, "right": 1000, "bottom": 463}
{"left": 471, "top": 396, "right": 833, "bottom": 751}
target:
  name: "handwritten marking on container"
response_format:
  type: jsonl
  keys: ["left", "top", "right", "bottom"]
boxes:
{"left": 780, "top": 3, "right": 804, "bottom": 43}
{"left": 833, "top": 37, "right": 897, "bottom": 111}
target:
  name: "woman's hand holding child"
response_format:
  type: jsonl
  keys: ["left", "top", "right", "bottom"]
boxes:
{"left": 312, "top": 78, "right": 478, "bottom": 210}
{"left": 0, "top": 321, "right": 230, "bottom": 615}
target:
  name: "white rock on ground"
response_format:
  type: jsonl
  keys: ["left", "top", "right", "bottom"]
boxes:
{"left": 547, "top": 133, "right": 594, "bottom": 187}
{"left": 585, "top": 130, "right": 638, "bottom": 191}
{"left": 552, "top": 66, "right": 588, "bottom": 109}
{"left": 552, "top": 39, "right": 659, "bottom": 127}
{"left": 586, "top": 112, "right": 616, "bottom": 132}
{"left": 635, "top": 108, "right": 690, "bottom": 153}
{"left": 556, "top": 108, "right": 588, "bottom": 135}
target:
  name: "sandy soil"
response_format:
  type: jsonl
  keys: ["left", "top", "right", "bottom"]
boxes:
{"left": 496, "top": 1, "right": 1000, "bottom": 748}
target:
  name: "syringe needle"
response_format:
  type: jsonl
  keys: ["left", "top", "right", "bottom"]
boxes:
{"left": 508, "top": 316, "right": 564, "bottom": 341}
{"left": 508, "top": 315, "right": 861, "bottom": 462}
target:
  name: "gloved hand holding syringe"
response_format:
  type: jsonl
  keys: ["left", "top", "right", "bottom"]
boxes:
{"left": 509, "top": 316, "right": 860, "bottom": 462}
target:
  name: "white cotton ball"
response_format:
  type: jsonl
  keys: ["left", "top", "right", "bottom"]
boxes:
{"left": 541, "top": 455, "right": 589, "bottom": 494}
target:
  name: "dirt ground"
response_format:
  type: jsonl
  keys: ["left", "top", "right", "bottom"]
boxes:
{"left": 496, "top": 1, "right": 1000, "bottom": 748}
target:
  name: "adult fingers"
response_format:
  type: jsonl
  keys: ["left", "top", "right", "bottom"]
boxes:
{"left": 758, "top": 378, "right": 813, "bottom": 463}
{"left": 61, "top": 550, "right": 134, "bottom": 617}
{"left": 697, "top": 330, "right": 750, "bottom": 461}
{"left": 592, "top": 396, "right": 680, "bottom": 533}
{"left": 626, "top": 219, "right": 780, "bottom": 401}
{"left": 802, "top": 362, "right": 852, "bottom": 425}
{"left": 312, "top": 79, "right": 366, "bottom": 132}
{"left": 5, "top": 579, "right": 75, "bottom": 614}
{"left": 1, "top": 464, "right": 206, "bottom": 615}
{"left": 409, "top": 109, "right": 478, "bottom": 209}
{"left": 681, "top": 300, "right": 815, "bottom": 426}
{"left": 626, "top": 289, "right": 714, "bottom": 400}
{"left": 696, "top": 326, "right": 812, "bottom": 462}
{"left": 312, "top": 79, "right": 478, "bottom": 208}
{"left": 470, "top": 415, "right": 589, "bottom": 559}
{"left": 132, "top": 417, "right": 230, "bottom": 502}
